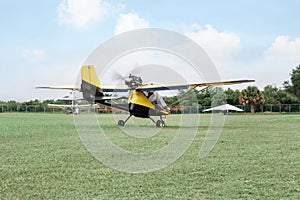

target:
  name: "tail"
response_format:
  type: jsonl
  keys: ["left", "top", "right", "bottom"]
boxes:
{"left": 81, "top": 65, "right": 103, "bottom": 103}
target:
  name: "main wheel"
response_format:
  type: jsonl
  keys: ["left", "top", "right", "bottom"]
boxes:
{"left": 156, "top": 120, "right": 165, "bottom": 127}
{"left": 118, "top": 120, "right": 125, "bottom": 126}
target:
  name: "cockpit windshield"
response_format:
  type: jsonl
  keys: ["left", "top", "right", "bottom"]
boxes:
{"left": 147, "top": 91, "right": 169, "bottom": 111}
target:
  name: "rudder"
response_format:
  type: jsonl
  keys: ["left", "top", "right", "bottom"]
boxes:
{"left": 81, "top": 65, "right": 101, "bottom": 88}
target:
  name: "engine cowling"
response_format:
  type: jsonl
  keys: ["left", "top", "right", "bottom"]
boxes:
{"left": 124, "top": 74, "right": 143, "bottom": 89}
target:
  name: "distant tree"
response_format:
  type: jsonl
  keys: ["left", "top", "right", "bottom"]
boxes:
{"left": 163, "top": 89, "right": 199, "bottom": 106}
{"left": 284, "top": 65, "right": 300, "bottom": 101}
{"left": 7, "top": 100, "right": 20, "bottom": 107}
{"left": 178, "top": 89, "right": 194, "bottom": 106}
{"left": 263, "top": 85, "right": 299, "bottom": 104}
{"left": 225, "top": 88, "right": 240, "bottom": 105}
{"left": 277, "top": 89, "right": 299, "bottom": 104}
{"left": 6, "top": 100, "right": 21, "bottom": 112}
{"left": 41, "top": 99, "right": 75, "bottom": 105}
{"left": 42, "top": 99, "right": 56, "bottom": 105}
{"left": 163, "top": 96, "right": 179, "bottom": 106}
{"left": 263, "top": 85, "right": 280, "bottom": 104}
{"left": 23, "top": 99, "right": 40, "bottom": 106}
{"left": 197, "top": 87, "right": 211, "bottom": 106}
{"left": 239, "top": 86, "right": 265, "bottom": 113}
{"left": 210, "top": 87, "right": 226, "bottom": 106}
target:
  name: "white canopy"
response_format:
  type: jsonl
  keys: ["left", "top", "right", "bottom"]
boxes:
{"left": 203, "top": 104, "right": 244, "bottom": 112}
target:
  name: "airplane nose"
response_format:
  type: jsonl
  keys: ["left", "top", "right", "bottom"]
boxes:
{"left": 124, "top": 78, "right": 131, "bottom": 85}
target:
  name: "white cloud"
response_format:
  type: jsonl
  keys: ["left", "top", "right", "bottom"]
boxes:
{"left": 264, "top": 35, "right": 300, "bottom": 62}
{"left": 16, "top": 48, "right": 45, "bottom": 62}
{"left": 57, "top": 0, "right": 125, "bottom": 30}
{"left": 114, "top": 12, "right": 149, "bottom": 35}
{"left": 184, "top": 24, "right": 241, "bottom": 63}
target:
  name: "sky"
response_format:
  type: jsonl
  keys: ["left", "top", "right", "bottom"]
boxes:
{"left": 1, "top": 0, "right": 300, "bottom": 101}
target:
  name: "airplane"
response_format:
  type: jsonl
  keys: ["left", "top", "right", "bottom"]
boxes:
{"left": 43, "top": 92, "right": 98, "bottom": 114}
{"left": 37, "top": 65, "right": 255, "bottom": 127}
{"left": 47, "top": 103, "right": 98, "bottom": 114}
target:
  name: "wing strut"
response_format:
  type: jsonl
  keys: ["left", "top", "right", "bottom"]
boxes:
{"left": 169, "top": 86, "right": 208, "bottom": 107}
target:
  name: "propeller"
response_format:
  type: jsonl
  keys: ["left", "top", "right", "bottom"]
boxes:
{"left": 112, "top": 71, "right": 143, "bottom": 89}
{"left": 112, "top": 71, "right": 125, "bottom": 81}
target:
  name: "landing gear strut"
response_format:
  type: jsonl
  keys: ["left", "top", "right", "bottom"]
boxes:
{"left": 118, "top": 115, "right": 165, "bottom": 127}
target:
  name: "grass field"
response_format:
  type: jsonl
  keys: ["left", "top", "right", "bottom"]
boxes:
{"left": 1, "top": 113, "right": 300, "bottom": 199}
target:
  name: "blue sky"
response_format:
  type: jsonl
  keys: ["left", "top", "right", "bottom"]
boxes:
{"left": 1, "top": 0, "right": 300, "bottom": 101}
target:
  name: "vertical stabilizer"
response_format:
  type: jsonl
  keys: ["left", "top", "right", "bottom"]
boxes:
{"left": 81, "top": 65, "right": 101, "bottom": 88}
{"left": 81, "top": 65, "right": 103, "bottom": 103}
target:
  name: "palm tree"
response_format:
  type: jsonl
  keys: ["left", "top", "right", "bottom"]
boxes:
{"left": 239, "top": 86, "right": 265, "bottom": 113}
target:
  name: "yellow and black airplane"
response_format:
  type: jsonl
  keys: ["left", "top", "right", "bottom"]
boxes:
{"left": 37, "top": 65, "right": 254, "bottom": 127}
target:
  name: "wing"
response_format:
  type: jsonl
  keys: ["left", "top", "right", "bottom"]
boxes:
{"left": 96, "top": 79, "right": 255, "bottom": 92}
{"left": 98, "top": 85, "right": 130, "bottom": 92}
{"left": 36, "top": 85, "right": 80, "bottom": 90}
{"left": 47, "top": 104, "right": 98, "bottom": 108}
{"left": 36, "top": 84, "right": 129, "bottom": 92}
{"left": 136, "top": 79, "right": 255, "bottom": 91}
{"left": 47, "top": 104, "right": 73, "bottom": 109}
{"left": 37, "top": 79, "right": 254, "bottom": 92}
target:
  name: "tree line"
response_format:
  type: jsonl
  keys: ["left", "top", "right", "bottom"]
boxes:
{"left": 165, "top": 65, "right": 300, "bottom": 113}
{"left": 0, "top": 99, "right": 73, "bottom": 112}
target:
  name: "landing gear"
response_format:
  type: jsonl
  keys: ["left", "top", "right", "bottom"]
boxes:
{"left": 117, "top": 115, "right": 166, "bottom": 127}
{"left": 156, "top": 120, "right": 165, "bottom": 127}
{"left": 117, "top": 115, "right": 132, "bottom": 127}
{"left": 152, "top": 116, "right": 165, "bottom": 127}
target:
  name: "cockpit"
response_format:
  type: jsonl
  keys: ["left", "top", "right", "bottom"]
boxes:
{"left": 145, "top": 91, "right": 170, "bottom": 112}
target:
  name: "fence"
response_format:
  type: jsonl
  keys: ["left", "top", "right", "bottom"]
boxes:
{"left": 1, "top": 104, "right": 300, "bottom": 113}
{"left": 233, "top": 104, "right": 300, "bottom": 113}
{"left": 170, "top": 104, "right": 300, "bottom": 114}
{"left": 168, "top": 104, "right": 300, "bottom": 113}
{"left": 1, "top": 105, "right": 47, "bottom": 113}
{"left": 0, "top": 105, "right": 76, "bottom": 113}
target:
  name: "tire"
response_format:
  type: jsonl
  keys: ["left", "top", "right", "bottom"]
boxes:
{"left": 118, "top": 120, "right": 125, "bottom": 126}
{"left": 156, "top": 120, "right": 165, "bottom": 127}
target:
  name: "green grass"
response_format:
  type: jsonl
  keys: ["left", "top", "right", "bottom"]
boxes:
{"left": 1, "top": 113, "right": 300, "bottom": 199}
